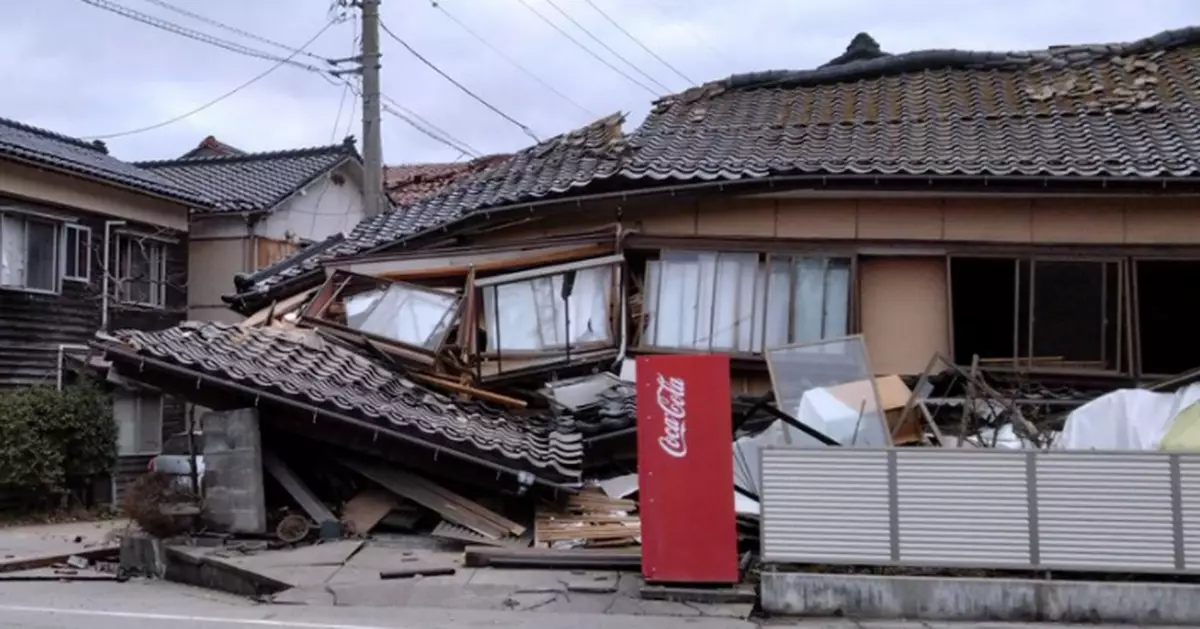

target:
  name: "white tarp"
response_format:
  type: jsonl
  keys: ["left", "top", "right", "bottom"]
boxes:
{"left": 1053, "top": 383, "right": 1200, "bottom": 450}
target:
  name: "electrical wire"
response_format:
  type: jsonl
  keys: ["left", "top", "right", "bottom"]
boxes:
{"left": 379, "top": 20, "right": 540, "bottom": 142}
{"left": 541, "top": 0, "right": 671, "bottom": 93}
{"left": 581, "top": 0, "right": 693, "bottom": 85}
{"left": 430, "top": 0, "right": 598, "bottom": 120}
{"left": 643, "top": 0, "right": 731, "bottom": 63}
{"left": 78, "top": 0, "right": 334, "bottom": 74}
{"left": 81, "top": 21, "right": 338, "bottom": 140}
{"left": 380, "top": 93, "right": 482, "bottom": 157}
{"left": 140, "top": 0, "right": 331, "bottom": 62}
{"left": 513, "top": 0, "right": 659, "bottom": 97}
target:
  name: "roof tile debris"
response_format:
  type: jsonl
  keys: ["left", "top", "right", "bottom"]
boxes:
{"left": 178, "top": 135, "right": 248, "bottom": 160}
{"left": 137, "top": 140, "right": 360, "bottom": 213}
{"left": 0, "top": 116, "right": 209, "bottom": 206}
{"left": 235, "top": 26, "right": 1200, "bottom": 300}
{"left": 97, "top": 321, "right": 583, "bottom": 484}
{"left": 384, "top": 155, "right": 510, "bottom": 207}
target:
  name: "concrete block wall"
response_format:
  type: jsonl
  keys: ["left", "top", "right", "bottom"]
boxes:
{"left": 201, "top": 408, "right": 266, "bottom": 534}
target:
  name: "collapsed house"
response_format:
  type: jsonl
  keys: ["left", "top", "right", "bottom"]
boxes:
{"left": 89, "top": 27, "right": 1200, "bottom": 555}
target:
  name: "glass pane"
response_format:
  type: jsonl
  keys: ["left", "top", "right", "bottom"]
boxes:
{"left": 356, "top": 283, "right": 457, "bottom": 349}
{"left": 344, "top": 289, "right": 383, "bottom": 328}
{"left": 823, "top": 259, "right": 851, "bottom": 338}
{"left": 0, "top": 215, "right": 26, "bottom": 287}
{"left": 484, "top": 266, "right": 614, "bottom": 351}
{"left": 64, "top": 228, "right": 79, "bottom": 278}
{"left": 766, "top": 336, "right": 890, "bottom": 447}
{"left": 114, "top": 394, "right": 137, "bottom": 456}
{"left": 1031, "top": 260, "right": 1105, "bottom": 364}
{"left": 792, "top": 258, "right": 827, "bottom": 343}
{"left": 26, "top": 220, "right": 56, "bottom": 290}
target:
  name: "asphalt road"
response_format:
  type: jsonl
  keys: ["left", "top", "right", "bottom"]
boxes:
{"left": 0, "top": 579, "right": 1187, "bottom": 629}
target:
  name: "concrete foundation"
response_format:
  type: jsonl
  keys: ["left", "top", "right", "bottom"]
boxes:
{"left": 201, "top": 408, "right": 266, "bottom": 534}
{"left": 760, "top": 570, "right": 1200, "bottom": 625}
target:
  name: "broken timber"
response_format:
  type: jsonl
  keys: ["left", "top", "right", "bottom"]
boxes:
{"left": 263, "top": 450, "right": 342, "bottom": 538}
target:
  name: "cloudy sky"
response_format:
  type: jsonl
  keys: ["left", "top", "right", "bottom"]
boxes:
{"left": 3, "top": 0, "right": 1194, "bottom": 164}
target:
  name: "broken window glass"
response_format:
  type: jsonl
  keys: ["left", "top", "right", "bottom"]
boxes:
{"left": 346, "top": 283, "right": 457, "bottom": 350}
{"left": 644, "top": 251, "right": 850, "bottom": 353}
{"left": 481, "top": 265, "right": 614, "bottom": 352}
{"left": 765, "top": 336, "right": 890, "bottom": 447}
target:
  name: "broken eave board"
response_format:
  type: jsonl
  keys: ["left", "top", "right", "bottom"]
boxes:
{"left": 338, "top": 458, "right": 525, "bottom": 540}
{"left": 240, "top": 288, "right": 318, "bottom": 330}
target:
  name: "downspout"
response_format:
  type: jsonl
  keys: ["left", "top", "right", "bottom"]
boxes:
{"left": 612, "top": 225, "right": 628, "bottom": 369}
{"left": 56, "top": 343, "right": 91, "bottom": 390}
{"left": 101, "top": 220, "right": 126, "bottom": 331}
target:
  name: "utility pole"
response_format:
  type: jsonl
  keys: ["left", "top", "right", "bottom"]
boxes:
{"left": 360, "top": 0, "right": 385, "bottom": 217}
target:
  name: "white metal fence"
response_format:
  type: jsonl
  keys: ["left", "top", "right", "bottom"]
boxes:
{"left": 760, "top": 448, "right": 1200, "bottom": 574}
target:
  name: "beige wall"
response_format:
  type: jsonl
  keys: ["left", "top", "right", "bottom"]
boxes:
{"left": 0, "top": 160, "right": 190, "bottom": 230}
{"left": 188, "top": 238, "right": 248, "bottom": 320}
{"left": 481, "top": 195, "right": 1200, "bottom": 246}
{"left": 859, "top": 257, "right": 950, "bottom": 375}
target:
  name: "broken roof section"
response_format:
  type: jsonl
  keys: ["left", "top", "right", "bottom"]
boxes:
{"left": 177, "top": 135, "right": 248, "bottom": 160}
{"left": 384, "top": 155, "right": 510, "bottom": 207}
{"left": 228, "top": 26, "right": 1200, "bottom": 309}
{"left": 136, "top": 138, "right": 361, "bottom": 214}
{"left": 94, "top": 321, "right": 584, "bottom": 485}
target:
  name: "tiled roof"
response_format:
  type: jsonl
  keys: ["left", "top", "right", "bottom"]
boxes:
{"left": 233, "top": 26, "right": 1200, "bottom": 301}
{"left": 384, "top": 155, "right": 509, "bottom": 206}
{"left": 178, "top": 135, "right": 247, "bottom": 160}
{"left": 622, "top": 27, "right": 1200, "bottom": 182}
{"left": 95, "top": 321, "right": 583, "bottom": 484}
{"left": 234, "top": 113, "right": 626, "bottom": 295}
{"left": 136, "top": 140, "right": 359, "bottom": 213}
{"left": 0, "top": 117, "right": 209, "bottom": 206}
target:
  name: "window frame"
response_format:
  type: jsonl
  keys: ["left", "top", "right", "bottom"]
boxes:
{"left": 114, "top": 392, "right": 164, "bottom": 457}
{"left": 62, "top": 223, "right": 92, "bottom": 283}
{"left": 0, "top": 211, "right": 61, "bottom": 294}
{"left": 638, "top": 249, "right": 854, "bottom": 356}
{"left": 115, "top": 234, "right": 168, "bottom": 308}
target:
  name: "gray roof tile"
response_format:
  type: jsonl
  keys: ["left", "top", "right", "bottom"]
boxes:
{"left": 96, "top": 321, "right": 583, "bottom": 484}
{"left": 0, "top": 117, "right": 208, "bottom": 205}
{"left": 137, "top": 142, "right": 359, "bottom": 212}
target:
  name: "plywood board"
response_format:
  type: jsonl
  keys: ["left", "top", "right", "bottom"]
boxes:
{"left": 341, "top": 489, "right": 398, "bottom": 535}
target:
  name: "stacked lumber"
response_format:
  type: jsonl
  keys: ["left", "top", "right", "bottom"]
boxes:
{"left": 535, "top": 488, "right": 640, "bottom": 548}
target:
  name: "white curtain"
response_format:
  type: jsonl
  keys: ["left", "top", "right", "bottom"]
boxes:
{"left": 483, "top": 266, "right": 614, "bottom": 351}
{"left": 0, "top": 215, "right": 26, "bottom": 287}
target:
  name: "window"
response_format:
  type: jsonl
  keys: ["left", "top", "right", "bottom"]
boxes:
{"left": 0, "top": 213, "right": 59, "bottom": 291}
{"left": 116, "top": 235, "right": 167, "bottom": 307}
{"left": 481, "top": 264, "right": 615, "bottom": 352}
{"left": 643, "top": 251, "right": 851, "bottom": 353}
{"left": 114, "top": 392, "right": 163, "bottom": 456}
{"left": 63, "top": 224, "right": 91, "bottom": 282}
{"left": 344, "top": 282, "right": 457, "bottom": 350}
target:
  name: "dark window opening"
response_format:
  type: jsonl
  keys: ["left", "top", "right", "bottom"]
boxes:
{"left": 951, "top": 257, "right": 1121, "bottom": 371}
{"left": 951, "top": 257, "right": 1017, "bottom": 365}
{"left": 1137, "top": 260, "right": 1200, "bottom": 375}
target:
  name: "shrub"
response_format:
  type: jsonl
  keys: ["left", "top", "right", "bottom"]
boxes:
{"left": 0, "top": 381, "right": 117, "bottom": 502}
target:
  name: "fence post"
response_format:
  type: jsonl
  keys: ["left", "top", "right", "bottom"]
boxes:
{"left": 1026, "top": 450, "right": 1040, "bottom": 567}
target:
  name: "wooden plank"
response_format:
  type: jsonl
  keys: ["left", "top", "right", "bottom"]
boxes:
{"left": 341, "top": 489, "right": 398, "bottom": 535}
{"left": 430, "top": 521, "right": 529, "bottom": 548}
{"left": 240, "top": 288, "right": 316, "bottom": 329}
{"left": 339, "top": 458, "right": 521, "bottom": 539}
{"left": 409, "top": 373, "right": 527, "bottom": 408}
{"left": 264, "top": 450, "right": 339, "bottom": 528}
{"left": 0, "top": 545, "right": 120, "bottom": 574}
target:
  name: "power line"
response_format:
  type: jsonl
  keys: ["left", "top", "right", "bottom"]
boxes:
{"left": 77, "top": 0, "right": 333, "bottom": 74}
{"left": 82, "top": 21, "right": 338, "bottom": 141}
{"left": 430, "top": 0, "right": 598, "bottom": 120}
{"left": 643, "top": 0, "right": 732, "bottom": 63}
{"left": 380, "top": 93, "right": 482, "bottom": 157}
{"left": 542, "top": 0, "right": 671, "bottom": 93}
{"left": 581, "top": 0, "right": 693, "bottom": 85}
{"left": 140, "top": 0, "right": 330, "bottom": 62}
{"left": 513, "top": 0, "right": 659, "bottom": 97}
{"left": 379, "top": 19, "right": 540, "bottom": 142}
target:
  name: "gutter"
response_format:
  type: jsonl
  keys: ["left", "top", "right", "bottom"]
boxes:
{"left": 96, "top": 342, "right": 580, "bottom": 491}
{"left": 0, "top": 153, "right": 214, "bottom": 210}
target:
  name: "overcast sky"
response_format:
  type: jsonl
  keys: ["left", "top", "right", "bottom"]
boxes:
{"left": 3, "top": 0, "right": 1195, "bottom": 164}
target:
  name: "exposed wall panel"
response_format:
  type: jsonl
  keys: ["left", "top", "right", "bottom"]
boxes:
{"left": 775, "top": 199, "right": 857, "bottom": 239}
{"left": 188, "top": 238, "right": 247, "bottom": 312}
{"left": 1125, "top": 199, "right": 1200, "bottom": 244}
{"left": 760, "top": 448, "right": 891, "bottom": 564}
{"left": 856, "top": 201, "right": 944, "bottom": 240}
{"left": 697, "top": 198, "right": 775, "bottom": 237}
{"left": 1031, "top": 199, "right": 1125, "bottom": 244}
{"left": 626, "top": 204, "right": 697, "bottom": 236}
{"left": 859, "top": 257, "right": 949, "bottom": 375}
{"left": 943, "top": 199, "right": 1033, "bottom": 242}
{"left": 1036, "top": 452, "right": 1175, "bottom": 571}
{"left": 0, "top": 161, "right": 190, "bottom": 230}
{"left": 895, "top": 450, "right": 1029, "bottom": 567}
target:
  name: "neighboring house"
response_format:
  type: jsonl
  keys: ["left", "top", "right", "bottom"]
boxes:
{"left": 0, "top": 116, "right": 208, "bottom": 498}
{"left": 137, "top": 137, "right": 366, "bottom": 323}
{"left": 226, "top": 26, "right": 1200, "bottom": 387}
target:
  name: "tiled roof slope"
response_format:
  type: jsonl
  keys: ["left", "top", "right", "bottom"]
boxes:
{"left": 0, "top": 117, "right": 208, "bottom": 205}
{"left": 623, "top": 27, "right": 1200, "bottom": 181}
{"left": 178, "top": 135, "right": 247, "bottom": 160}
{"left": 233, "top": 26, "right": 1200, "bottom": 300}
{"left": 96, "top": 322, "right": 583, "bottom": 484}
{"left": 384, "top": 155, "right": 510, "bottom": 206}
{"left": 233, "top": 113, "right": 626, "bottom": 295}
{"left": 136, "top": 140, "right": 359, "bottom": 213}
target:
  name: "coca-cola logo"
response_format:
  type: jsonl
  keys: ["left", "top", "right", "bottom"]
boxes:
{"left": 655, "top": 373, "right": 688, "bottom": 458}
